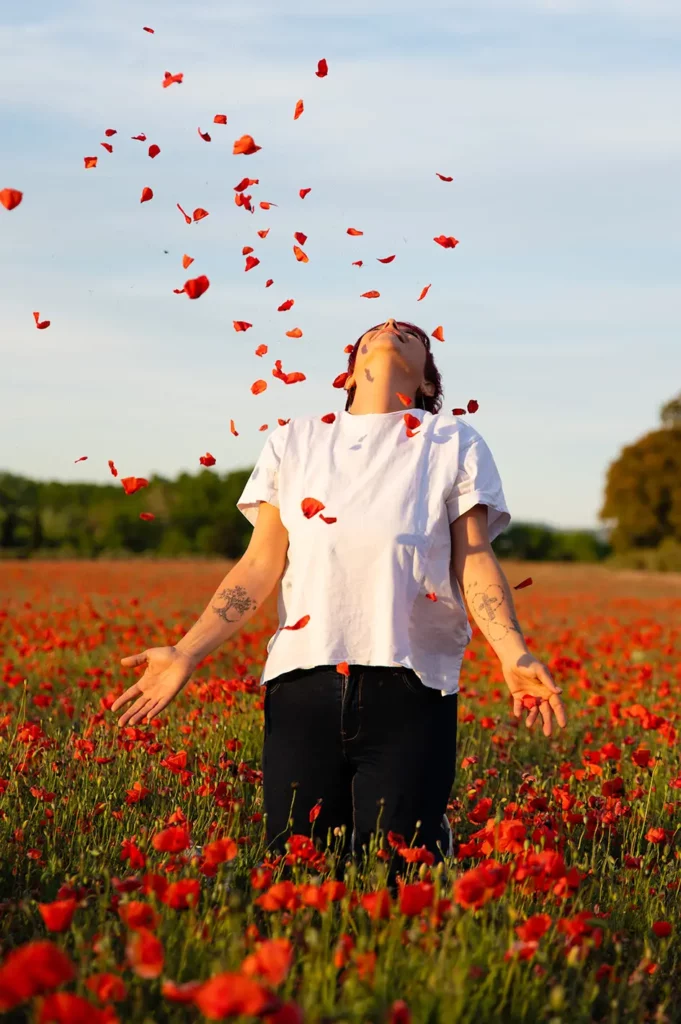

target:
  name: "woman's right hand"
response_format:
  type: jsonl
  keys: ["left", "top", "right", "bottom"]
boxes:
{"left": 112, "top": 646, "right": 197, "bottom": 727}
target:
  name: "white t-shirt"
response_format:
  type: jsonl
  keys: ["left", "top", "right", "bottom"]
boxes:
{"left": 236, "top": 407, "right": 511, "bottom": 695}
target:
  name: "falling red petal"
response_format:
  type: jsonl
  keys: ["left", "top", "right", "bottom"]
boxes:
{"left": 451, "top": 407, "right": 466, "bottom": 416}
{"left": 436, "top": 173, "right": 453, "bottom": 181}
{"left": 198, "top": 128, "right": 211, "bottom": 142}
{"left": 143, "top": 26, "right": 155, "bottom": 33}
{"left": 121, "top": 477, "right": 149, "bottom": 496}
{"left": 233, "top": 134, "right": 261, "bottom": 155}
{"left": 104, "top": 129, "right": 117, "bottom": 137}
{"left": 467, "top": 399, "right": 479, "bottom": 413}
{"left": 100, "top": 142, "right": 113, "bottom": 153}
{"left": 259, "top": 201, "right": 277, "bottom": 210}
{"left": 404, "top": 414, "right": 421, "bottom": 432}
{"left": 332, "top": 372, "right": 349, "bottom": 388}
{"left": 434, "top": 235, "right": 459, "bottom": 248}
{"left": 265, "top": 279, "right": 273, "bottom": 287}
{"left": 319, "top": 515, "right": 337, "bottom": 524}
{"left": 233, "top": 321, "right": 252, "bottom": 332}
{"left": 282, "top": 615, "right": 310, "bottom": 631}
{"left": 84, "top": 157, "right": 97, "bottom": 169}
{"left": 245, "top": 256, "right": 260, "bottom": 272}
{"left": 74, "top": 456, "right": 88, "bottom": 463}
{"left": 0, "top": 188, "right": 23, "bottom": 210}
{"left": 431, "top": 326, "right": 445, "bottom": 342}
{"left": 299, "top": 187, "right": 311, "bottom": 199}
{"left": 321, "top": 413, "right": 336, "bottom": 424}
{"left": 377, "top": 255, "right": 396, "bottom": 263}
{"left": 199, "top": 453, "right": 216, "bottom": 467}
{"left": 177, "top": 203, "right": 191, "bottom": 224}
{"left": 193, "top": 208, "right": 209, "bottom": 222}
{"left": 182, "top": 275, "right": 210, "bottom": 299}
{"left": 182, "top": 254, "right": 194, "bottom": 269}
{"left": 230, "top": 420, "right": 239, "bottom": 436}
{"left": 294, "top": 231, "right": 307, "bottom": 245}
{"left": 396, "top": 392, "right": 412, "bottom": 406}
{"left": 277, "top": 299, "right": 294, "bottom": 311}
{"left": 255, "top": 344, "right": 268, "bottom": 357}
{"left": 293, "top": 245, "right": 308, "bottom": 263}
{"left": 514, "top": 578, "right": 533, "bottom": 590}
{"left": 315, "top": 58, "right": 328, "bottom": 77}
{"left": 259, "top": 424, "right": 268, "bottom": 431}
{"left": 32, "top": 311, "right": 50, "bottom": 330}
{"left": 257, "top": 229, "right": 269, "bottom": 239}
{"left": 417, "top": 284, "right": 431, "bottom": 301}
{"left": 360, "top": 290, "right": 380, "bottom": 299}
{"left": 347, "top": 227, "right": 363, "bottom": 236}
{"left": 108, "top": 460, "right": 118, "bottom": 477}
{"left": 162, "top": 71, "right": 183, "bottom": 88}
{"left": 148, "top": 144, "right": 160, "bottom": 159}
{"left": 140, "top": 187, "right": 153, "bottom": 203}
{"left": 132, "top": 134, "right": 147, "bottom": 141}
{"left": 285, "top": 328, "right": 302, "bottom": 338}
{"left": 293, "top": 99, "right": 304, "bottom": 120}
{"left": 352, "top": 260, "right": 363, "bottom": 267}
{"left": 214, "top": 114, "right": 227, "bottom": 124}
{"left": 251, "top": 380, "right": 267, "bottom": 395}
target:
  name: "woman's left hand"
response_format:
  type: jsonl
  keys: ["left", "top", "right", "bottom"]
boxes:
{"left": 500, "top": 654, "right": 568, "bottom": 737}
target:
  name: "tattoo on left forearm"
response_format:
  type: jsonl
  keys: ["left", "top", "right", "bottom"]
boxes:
{"left": 464, "top": 580, "right": 524, "bottom": 644}
{"left": 211, "top": 586, "right": 257, "bottom": 624}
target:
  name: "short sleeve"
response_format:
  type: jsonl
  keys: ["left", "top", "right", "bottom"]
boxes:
{"left": 236, "top": 426, "right": 287, "bottom": 527}
{"left": 445, "top": 434, "right": 511, "bottom": 543}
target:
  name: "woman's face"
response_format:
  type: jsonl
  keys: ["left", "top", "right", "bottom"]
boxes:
{"left": 354, "top": 317, "right": 429, "bottom": 386}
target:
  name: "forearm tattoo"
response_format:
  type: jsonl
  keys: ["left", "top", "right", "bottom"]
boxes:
{"left": 211, "top": 586, "right": 257, "bottom": 624}
{"left": 463, "top": 581, "right": 524, "bottom": 644}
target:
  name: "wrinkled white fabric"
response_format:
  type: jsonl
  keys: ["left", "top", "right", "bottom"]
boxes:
{"left": 237, "top": 407, "right": 511, "bottom": 695}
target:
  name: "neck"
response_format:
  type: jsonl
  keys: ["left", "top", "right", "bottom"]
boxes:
{"left": 348, "top": 380, "right": 420, "bottom": 416}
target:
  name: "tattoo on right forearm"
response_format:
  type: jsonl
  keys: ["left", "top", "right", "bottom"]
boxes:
{"left": 463, "top": 580, "right": 524, "bottom": 644}
{"left": 211, "top": 586, "right": 257, "bottom": 624}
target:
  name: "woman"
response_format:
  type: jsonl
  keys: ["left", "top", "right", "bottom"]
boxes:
{"left": 112, "top": 317, "right": 567, "bottom": 882}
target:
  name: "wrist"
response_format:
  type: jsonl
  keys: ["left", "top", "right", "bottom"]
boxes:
{"left": 173, "top": 642, "right": 202, "bottom": 670}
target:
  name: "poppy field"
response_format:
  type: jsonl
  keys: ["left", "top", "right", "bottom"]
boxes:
{"left": 0, "top": 558, "right": 679, "bottom": 1023}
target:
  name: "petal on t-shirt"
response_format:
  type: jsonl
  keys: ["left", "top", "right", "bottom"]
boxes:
{"left": 301, "top": 497, "right": 325, "bottom": 518}
{"left": 282, "top": 615, "right": 310, "bottom": 631}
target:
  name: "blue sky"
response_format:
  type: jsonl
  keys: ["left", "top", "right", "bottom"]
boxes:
{"left": 2, "top": 0, "right": 679, "bottom": 531}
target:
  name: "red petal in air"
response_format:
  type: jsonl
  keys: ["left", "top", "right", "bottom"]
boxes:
{"left": 294, "top": 231, "right": 307, "bottom": 245}
{"left": 265, "top": 279, "right": 273, "bottom": 287}
{"left": 108, "top": 460, "right": 118, "bottom": 477}
{"left": 293, "top": 245, "right": 308, "bottom": 263}
{"left": 431, "top": 326, "right": 444, "bottom": 342}
{"left": 230, "top": 420, "right": 239, "bottom": 436}
{"left": 259, "top": 424, "right": 268, "bottom": 431}
{"left": 245, "top": 256, "right": 260, "bottom": 272}
{"left": 259, "top": 201, "right": 277, "bottom": 210}
{"left": 193, "top": 208, "right": 209, "bottom": 222}
{"left": 347, "top": 227, "right": 363, "bottom": 236}
{"left": 182, "top": 254, "right": 194, "bottom": 269}
{"left": 233, "top": 321, "right": 252, "bottom": 332}
{"left": 234, "top": 177, "right": 258, "bottom": 192}
{"left": 514, "top": 578, "right": 533, "bottom": 590}
{"left": 121, "top": 477, "right": 149, "bottom": 495}
{"left": 436, "top": 173, "right": 453, "bottom": 181}
{"left": 352, "top": 260, "right": 363, "bottom": 267}
{"left": 0, "top": 188, "right": 23, "bottom": 210}
{"left": 277, "top": 299, "right": 294, "bottom": 311}
{"left": 183, "top": 275, "right": 210, "bottom": 299}
{"left": 251, "top": 380, "right": 267, "bottom": 395}
{"left": 242, "top": 246, "right": 254, "bottom": 255}
{"left": 417, "top": 284, "right": 431, "bottom": 301}
{"left": 404, "top": 414, "right": 421, "bottom": 432}
{"left": 255, "top": 344, "right": 268, "bottom": 357}
{"left": 434, "top": 235, "right": 459, "bottom": 248}
{"left": 198, "top": 128, "right": 211, "bottom": 142}
{"left": 257, "top": 229, "right": 269, "bottom": 239}
{"left": 148, "top": 144, "right": 160, "bottom": 158}
{"left": 233, "top": 134, "right": 261, "bottom": 155}
{"left": 84, "top": 156, "right": 97, "bottom": 169}
{"left": 143, "top": 26, "right": 154, "bottom": 33}
{"left": 177, "top": 203, "right": 191, "bottom": 224}
{"left": 321, "top": 413, "right": 336, "bottom": 424}
{"left": 467, "top": 399, "right": 479, "bottom": 413}
{"left": 163, "top": 71, "right": 183, "bottom": 88}
{"left": 104, "top": 129, "right": 117, "bottom": 137}
{"left": 293, "top": 99, "right": 304, "bottom": 120}
{"left": 332, "top": 372, "right": 349, "bottom": 389}
{"left": 74, "top": 456, "right": 88, "bottom": 463}
{"left": 319, "top": 515, "right": 337, "bottom": 524}
{"left": 199, "top": 453, "right": 216, "bottom": 467}
{"left": 361, "top": 290, "right": 380, "bottom": 298}
{"left": 451, "top": 407, "right": 466, "bottom": 415}
{"left": 32, "top": 311, "right": 50, "bottom": 330}
{"left": 100, "top": 142, "right": 113, "bottom": 153}
{"left": 396, "top": 392, "right": 412, "bottom": 406}
{"left": 302, "top": 498, "right": 325, "bottom": 518}
{"left": 282, "top": 615, "right": 310, "bottom": 631}
{"left": 131, "top": 134, "right": 147, "bottom": 141}
{"left": 315, "top": 58, "right": 328, "bottom": 77}
{"left": 140, "top": 187, "right": 153, "bottom": 203}
{"left": 377, "top": 255, "right": 395, "bottom": 263}
{"left": 285, "top": 328, "right": 302, "bottom": 338}
{"left": 214, "top": 114, "right": 227, "bottom": 124}
{"left": 299, "top": 187, "right": 311, "bottom": 198}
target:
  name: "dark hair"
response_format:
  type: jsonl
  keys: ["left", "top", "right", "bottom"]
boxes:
{"left": 344, "top": 321, "right": 444, "bottom": 414}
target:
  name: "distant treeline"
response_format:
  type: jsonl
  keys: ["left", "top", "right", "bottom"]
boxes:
{"left": 0, "top": 469, "right": 610, "bottom": 562}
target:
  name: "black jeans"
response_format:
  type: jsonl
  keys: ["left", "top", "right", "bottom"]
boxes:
{"left": 262, "top": 664, "right": 458, "bottom": 882}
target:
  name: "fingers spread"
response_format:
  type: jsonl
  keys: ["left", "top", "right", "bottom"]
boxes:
{"left": 539, "top": 700, "right": 552, "bottom": 736}
{"left": 118, "top": 693, "right": 152, "bottom": 727}
{"left": 525, "top": 706, "right": 539, "bottom": 730}
{"left": 549, "top": 693, "right": 568, "bottom": 728}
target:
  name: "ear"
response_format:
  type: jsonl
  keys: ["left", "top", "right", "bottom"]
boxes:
{"left": 420, "top": 380, "right": 436, "bottom": 397}
{"left": 343, "top": 374, "right": 355, "bottom": 393}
